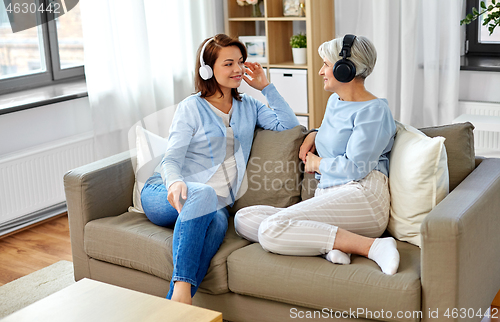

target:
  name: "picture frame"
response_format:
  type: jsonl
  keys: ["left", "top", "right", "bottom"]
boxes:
{"left": 239, "top": 36, "right": 267, "bottom": 63}
{"left": 282, "top": 0, "right": 304, "bottom": 17}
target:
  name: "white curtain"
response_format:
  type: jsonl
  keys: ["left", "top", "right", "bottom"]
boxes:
{"left": 335, "top": 0, "right": 465, "bottom": 128}
{"left": 80, "top": 0, "right": 221, "bottom": 160}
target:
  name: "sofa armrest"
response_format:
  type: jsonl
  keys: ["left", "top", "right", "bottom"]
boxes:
{"left": 64, "top": 150, "right": 135, "bottom": 280}
{"left": 475, "top": 156, "right": 485, "bottom": 168}
{"left": 420, "top": 158, "right": 500, "bottom": 321}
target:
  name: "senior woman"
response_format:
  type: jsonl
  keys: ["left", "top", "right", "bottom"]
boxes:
{"left": 234, "top": 35, "right": 399, "bottom": 275}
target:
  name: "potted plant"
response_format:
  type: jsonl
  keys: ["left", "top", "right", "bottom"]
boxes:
{"left": 290, "top": 32, "right": 307, "bottom": 64}
{"left": 461, "top": 0, "right": 500, "bottom": 35}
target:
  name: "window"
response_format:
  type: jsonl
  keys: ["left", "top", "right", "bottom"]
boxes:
{"left": 0, "top": 0, "right": 84, "bottom": 94}
{"left": 465, "top": 0, "right": 500, "bottom": 55}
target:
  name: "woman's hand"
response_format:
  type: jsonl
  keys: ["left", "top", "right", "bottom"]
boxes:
{"left": 304, "top": 152, "right": 322, "bottom": 174}
{"left": 168, "top": 181, "right": 187, "bottom": 213}
{"left": 299, "top": 131, "right": 317, "bottom": 162}
{"left": 242, "top": 62, "right": 269, "bottom": 91}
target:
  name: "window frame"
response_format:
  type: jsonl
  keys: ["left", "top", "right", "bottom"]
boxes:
{"left": 465, "top": 0, "right": 500, "bottom": 56}
{"left": 0, "top": 4, "right": 85, "bottom": 95}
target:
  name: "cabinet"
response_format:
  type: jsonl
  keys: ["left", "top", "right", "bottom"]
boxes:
{"left": 269, "top": 68, "right": 308, "bottom": 114}
{"left": 224, "top": 0, "right": 335, "bottom": 129}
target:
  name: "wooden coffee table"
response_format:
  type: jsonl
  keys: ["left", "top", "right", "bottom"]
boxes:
{"left": 2, "top": 278, "right": 222, "bottom": 322}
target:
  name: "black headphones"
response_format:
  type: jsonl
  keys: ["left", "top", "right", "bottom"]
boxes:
{"left": 333, "top": 34, "right": 357, "bottom": 83}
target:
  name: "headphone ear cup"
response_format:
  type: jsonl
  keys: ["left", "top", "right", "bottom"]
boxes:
{"left": 333, "top": 59, "right": 356, "bottom": 83}
{"left": 199, "top": 65, "right": 213, "bottom": 80}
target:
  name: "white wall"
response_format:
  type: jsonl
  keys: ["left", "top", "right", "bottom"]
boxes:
{"left": 459, "top": 71, "right": 500, "bottom": 103}
{"left": 0, "top": 97, "right": 93, "bottom": 157}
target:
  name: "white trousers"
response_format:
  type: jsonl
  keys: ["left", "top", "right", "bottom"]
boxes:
{"left": 234, "top": 170, "right": 390, "bottom": 256}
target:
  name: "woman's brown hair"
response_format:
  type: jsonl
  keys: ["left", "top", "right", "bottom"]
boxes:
{"left": 195, "top": 34, "right": 248, "bottom": 101}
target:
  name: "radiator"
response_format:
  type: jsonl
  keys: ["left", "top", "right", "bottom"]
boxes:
{"left": 459, "top": 101, "right": 500, "bottom": 157}
{"left": 0, "top": 133, "right": 95, "bottom": 231}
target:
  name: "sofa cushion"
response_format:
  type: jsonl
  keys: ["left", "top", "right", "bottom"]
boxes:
{"left": 419, "top": 122, "right": 475, "bottom": 191}
{"left": 301, "top": 171, "right": 318, "bottom": 201}
{"left": 387, "top": 122, "right": 449, "bottom": 247}
{"left": 228, "top": 241, "right": 421, "bottom": 322}
{"left": 129, "top": 126, "right": 169, "bottom": 214}
{"left": 229, "top": 125, "right": 308, "bottom": 215}
{"left": 84, "top": 213, "right": 250, "bottom": 295}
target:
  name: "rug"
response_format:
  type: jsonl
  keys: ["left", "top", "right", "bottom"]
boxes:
{"left": 0, "top": 260, "right": 75, "bottom": 318}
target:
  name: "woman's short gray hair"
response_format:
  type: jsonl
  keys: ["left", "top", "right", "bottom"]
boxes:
{"left": 318, "top": 35, "right": 377, "bottom": 79}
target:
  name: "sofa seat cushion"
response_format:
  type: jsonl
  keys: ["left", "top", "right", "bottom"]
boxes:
{"left": 228, "top": 241, "right": 421, "bottom": 322}
{"left": 84, "top": 212, "right": 250, "bottom": 295}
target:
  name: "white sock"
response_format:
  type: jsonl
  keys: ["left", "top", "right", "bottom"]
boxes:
{"left": 368, "top": 237, "right": 400, "bottom": 275}
{"left": 324, "top": 249, "right": 351, "bottom": 265}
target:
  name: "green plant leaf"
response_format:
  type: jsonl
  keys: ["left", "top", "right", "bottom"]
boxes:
{"left": 290, "top": 32, "right": 307, "bottom": 48}
{"left": 462, "top": 2, "right": 499, "bottom": 34}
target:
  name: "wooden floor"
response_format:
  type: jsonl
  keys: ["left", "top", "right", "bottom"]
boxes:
{"left": 0, "top": 214, "right": 498, "bottom": 321}
{"left": 0, "top": 213, "right": 72, "bottom": 286}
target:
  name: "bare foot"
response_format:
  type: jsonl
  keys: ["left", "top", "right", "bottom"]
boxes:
{"left": 170, "top": 281, "right": 192, "bottom": 305}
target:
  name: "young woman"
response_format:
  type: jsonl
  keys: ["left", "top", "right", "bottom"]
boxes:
{"left": 234, "top": 35, "right": 400, "bottom": 275}
{"left": 140, "top": 34, "right": 299, "bottom": 304}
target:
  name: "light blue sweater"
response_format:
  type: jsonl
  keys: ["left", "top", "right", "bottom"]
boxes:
{"left": 160, "top": 84, "right": 300, "bottom": 196}
{"left": 315, "top": 93, "right": 396, "bottom": 189}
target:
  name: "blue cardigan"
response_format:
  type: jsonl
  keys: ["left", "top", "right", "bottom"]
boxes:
{"left": 159, "top": 84, "right": 300, "bottom": 196}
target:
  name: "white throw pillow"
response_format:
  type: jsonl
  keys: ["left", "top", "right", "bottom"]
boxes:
{"left": 387, "top": 121, "right": 449, "bottom": 247}
{"left": 128, "top": 126, "right": 169, "bottom": 213}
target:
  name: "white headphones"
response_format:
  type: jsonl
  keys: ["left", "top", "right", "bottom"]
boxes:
{"left": 199, "top": 37, "right": 214, "bottom": 80}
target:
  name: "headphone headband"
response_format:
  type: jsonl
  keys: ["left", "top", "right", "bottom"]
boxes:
{"left": 333, "top": 34, "right": 357, "bottom": 83}
{"left": 200, "top": 37, "right": 214, "bottom": 67}
{"left": 339, "top": 34, "right": 356, "bottom": 58}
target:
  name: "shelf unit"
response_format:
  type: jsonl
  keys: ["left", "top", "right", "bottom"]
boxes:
{"left": 223, "top": 0, "right": 335, "bottom": 129}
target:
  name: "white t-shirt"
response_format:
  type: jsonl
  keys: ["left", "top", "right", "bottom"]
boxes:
{"left": 204, "top": 101, "right": 238, "bottom": 198}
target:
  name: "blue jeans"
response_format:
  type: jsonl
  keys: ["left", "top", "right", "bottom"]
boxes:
{"left": 140, "top": 172, "right": 229, "bottom": 299}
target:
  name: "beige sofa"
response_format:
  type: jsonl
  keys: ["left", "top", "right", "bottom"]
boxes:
{"left": 64, "top": 123, "right": 500, "bottom": 322}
